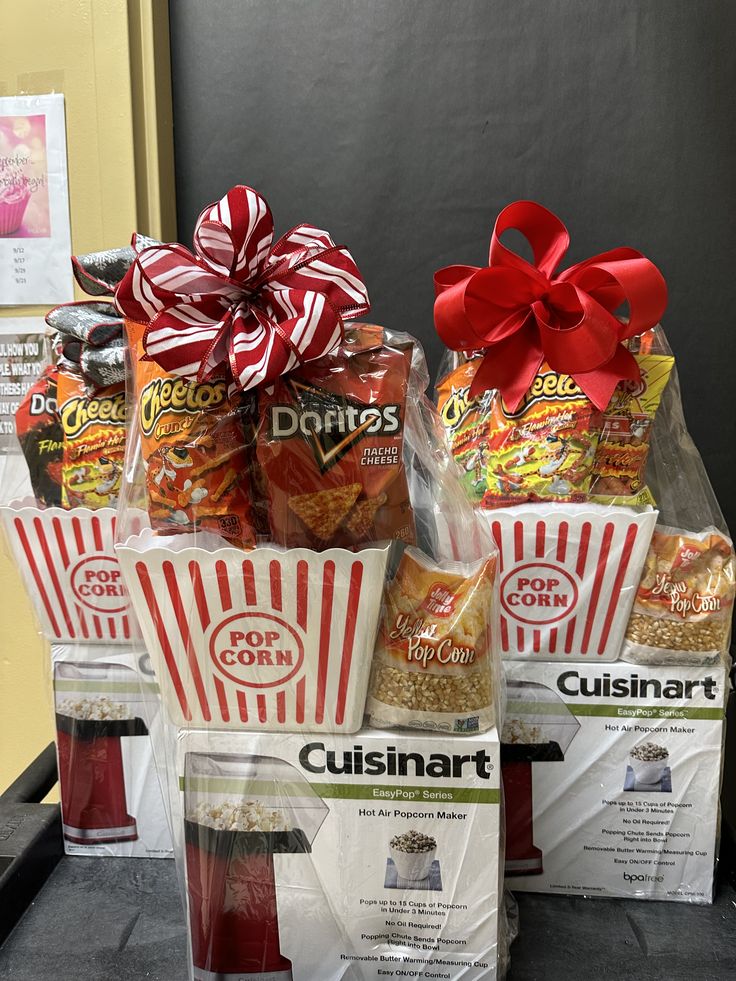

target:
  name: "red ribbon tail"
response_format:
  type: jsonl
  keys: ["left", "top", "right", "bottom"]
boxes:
{"left": 468, "top": 317, "right": 544, "bottom": 410}
{"left": 572, "top": 344, "right": 641, "bottom": 411}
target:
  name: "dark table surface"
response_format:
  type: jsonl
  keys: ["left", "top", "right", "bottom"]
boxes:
{"left": 1, "top": 857, "right": 735, "bottom": 981}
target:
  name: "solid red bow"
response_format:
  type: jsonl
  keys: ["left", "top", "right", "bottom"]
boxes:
{"left": 433, "top": 201, "right": 668, "bottom": 411}
{"left": 115, "top": 185, "right": 370, "bottom": 390}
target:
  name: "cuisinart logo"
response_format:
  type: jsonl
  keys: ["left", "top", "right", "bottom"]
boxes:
{"left": 556, "top": 670, "right": 719, "bottom": 700}
{"left": 299, "top": 743, "right": 494, "bottom": 779}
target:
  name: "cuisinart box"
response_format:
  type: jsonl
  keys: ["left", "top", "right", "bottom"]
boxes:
{"left": 51, "top": 643, "right": 172, "bottom": 858}
{"left": 174, "top": 727, "right": 502, "bottom": 981}
{"left": 503, "top": 659, "right": 728, "bottom": 903}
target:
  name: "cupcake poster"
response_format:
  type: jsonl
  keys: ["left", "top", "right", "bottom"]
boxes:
{"left": 0, "top": 114, "right": 50, "bottom": 238}
{"left": 0, "top": 94, "right": 72, "bottom": 306}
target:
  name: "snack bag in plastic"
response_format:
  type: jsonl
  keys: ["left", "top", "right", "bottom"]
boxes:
{"left": 367, "top": 546, "right": 498, "bottom": 733}
{"left": 436, "top": 358, "right": 494, "bottom": 505}
{"left": 14, "top": 364, "right": 63, "bottom": 507}
{"left": 126, "top": 321, "right": 256, "bottom": 548}
{"left": 624, "top": 526, "right": 735, "bottom": 663}
{"left": 437, "top": 358, "right": 605, "bottom": 508}
{"left": 590, "top": 333, "right": 674, "bottom": 503}
{"left": 256, "top": 324, "right": 415, "bottom": 549}
{"left": 57, "top": 370, "right": 126, "bottom": 509}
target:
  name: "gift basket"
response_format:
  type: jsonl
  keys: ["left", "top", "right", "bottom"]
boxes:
{"left": 433, "top": 200, "right": 733, "bottom": 905}
{"left": 112, "top": 185, "right": 510, "bottom": 979}
{"left": 0, "top": 243, "right": 154, "bottom": 644}
{"left": 434, "top": 200, "right": 734, "bottom": 667}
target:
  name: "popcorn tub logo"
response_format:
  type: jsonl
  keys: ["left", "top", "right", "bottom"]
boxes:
{"left": 487, "top": 508, "right": 657, "bottom": 659}
{"left": 501, "top": 563, "right": 579, "bottom": 625}
{"left": 70, "top": 556, "right": 130, "bottom": 614}
{"left": 209, "top": 612, "right": 305, "bottom": 689}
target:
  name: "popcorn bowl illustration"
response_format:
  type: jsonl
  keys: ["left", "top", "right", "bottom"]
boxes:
{"left": 0, "top": 502, "right": 144, "bottom": 644}
{"left": 629, "top": 742, "right": 669, "bottom": 785}
{"left": 116, "top": 530, "right": 390, "bottom": 732}
{"left": 389, "top": 830, "right": 437, "bottom": 881}
{"left": 486, "top": 503, "right": 658, "bottom": 660}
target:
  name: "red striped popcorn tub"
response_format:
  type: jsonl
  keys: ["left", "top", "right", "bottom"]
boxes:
{"left": 0, "top": 502, "right": 144, "bottom": 644}
{"left": 486, "top": 503, "right": 658, "bottom": 660}
{"left": 115, "top": 530, "right": 390, "bottom": 731}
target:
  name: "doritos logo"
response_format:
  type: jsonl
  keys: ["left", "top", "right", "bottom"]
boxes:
{"left": 268, "top": 380, "right": 401, "bottom": 472}
{"left": 29, "top": 391, "right": 57, "bottom": 417}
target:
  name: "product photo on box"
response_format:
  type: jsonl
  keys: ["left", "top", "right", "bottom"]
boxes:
{"left": 51, "top": 643, "right": 173, "bottom": 858}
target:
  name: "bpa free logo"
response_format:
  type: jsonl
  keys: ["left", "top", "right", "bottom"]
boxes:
{"left": 623, "top": 872, "right": 664, "bottom": 883}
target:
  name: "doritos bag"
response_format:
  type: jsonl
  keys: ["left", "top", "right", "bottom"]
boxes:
{"left": 257, "top": 324, "right": 416, "bottom": 549}
{"left": 57, "top": 370, "right": 126, "bottom": 509}
{"left": 15, "top": 364, "right": 63, "bottom": 507}
{"left": 127, "top": 321, "right": 256, "bottom": 548}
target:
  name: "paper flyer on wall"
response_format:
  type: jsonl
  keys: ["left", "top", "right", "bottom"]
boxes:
{"left": 0, "top": 93, "right": 73, "bottom": 305}
{"left": 0, "top": 316, "right": 50, "bottom": 493}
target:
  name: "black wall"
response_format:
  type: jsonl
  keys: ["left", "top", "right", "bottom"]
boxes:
{"left": 169, "top": 0, "right": 736, "bottom": 532}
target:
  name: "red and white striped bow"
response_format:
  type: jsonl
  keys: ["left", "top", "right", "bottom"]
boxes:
{"left": 115, "top": 185, "right": 370, "bottom": 389}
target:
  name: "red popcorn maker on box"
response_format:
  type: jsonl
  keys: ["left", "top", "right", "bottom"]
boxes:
{"left": 183, "top": 752, "right": 329, "bottom": 981}
{"left": 53, "top": 660, "right": 153, "bottom": 844}
{"left": 501, "top": 679, "right": 580, "bottom": 875}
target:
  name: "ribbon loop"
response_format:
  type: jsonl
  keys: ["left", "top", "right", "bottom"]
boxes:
{"left": 193, "top": 185, "right": 274, "bottom": 282}
{"left": 434, "top": 201, "right": 667, "bottom": 411}
{"left": 490, "top": 200, "right": 569, "bottom": 280}
{"left": 116, "top": 185, "right": 370, "bottom": 390}
{"left": 48, "top": 245, "right": 150, "bottom": 391}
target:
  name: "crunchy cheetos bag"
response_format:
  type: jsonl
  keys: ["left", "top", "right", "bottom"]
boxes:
{"left": 126, "top": 321, "right": 256, "bottom": 548}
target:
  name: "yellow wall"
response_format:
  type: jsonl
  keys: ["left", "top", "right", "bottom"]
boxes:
{"left": 0, "top": 0, "right": 174, "bottom": 793}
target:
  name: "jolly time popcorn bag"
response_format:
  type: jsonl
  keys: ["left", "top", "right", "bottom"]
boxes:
{"left": 621, "top": 367, "right": 735, "bottom": 665}
{"left": 367, "top": 547, "right": 500, "bottom": 734}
